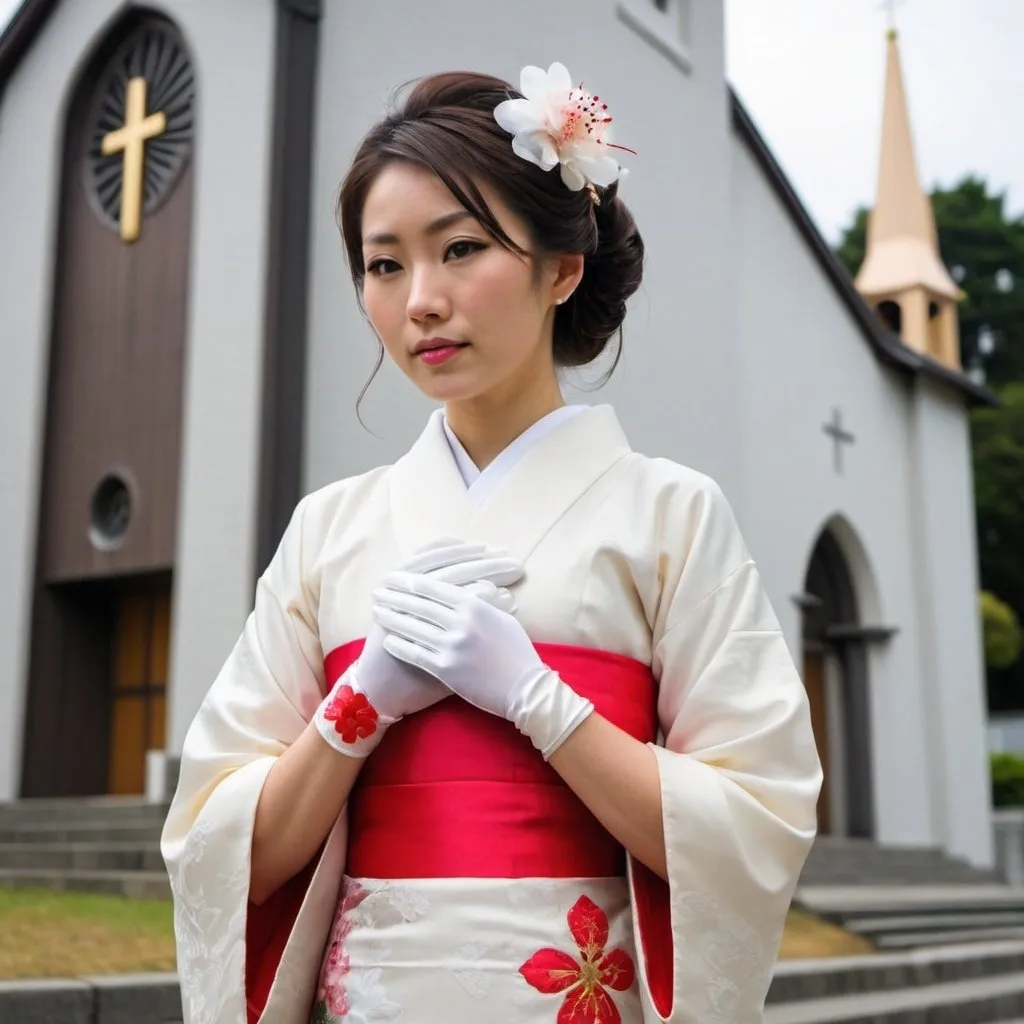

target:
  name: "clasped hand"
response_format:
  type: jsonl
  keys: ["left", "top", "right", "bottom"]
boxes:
{"left": 314, "top": 540, "right": 593, "bottom": 760}
{"left": 372, "top": 570, "right": 593, "bottom": 759}
{"left": 314, "top": 540, "right": 521, "bottom": 757}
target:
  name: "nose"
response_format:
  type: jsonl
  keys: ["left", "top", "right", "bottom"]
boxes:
{"left": 406, "top": 265, "right": 451, "bottom": 323}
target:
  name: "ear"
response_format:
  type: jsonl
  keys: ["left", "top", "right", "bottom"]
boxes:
{"left": 544, "top": 252, "right": 585, "bottom": 307}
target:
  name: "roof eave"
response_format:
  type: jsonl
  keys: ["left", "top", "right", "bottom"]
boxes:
{"left": 0, "top": 0, "right": 58, "bottom": 96}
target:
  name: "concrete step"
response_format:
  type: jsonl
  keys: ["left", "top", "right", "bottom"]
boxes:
{"left": 795, "top": 885, "right": 1024, "bottom": 951}
{"left": 766, "top": 941, "right": 1024, "bottom": 1004}
{"left": 878, "top": 929, "right": 1024, "bottom": 950}
{"left": 848, "top": 912, "right": 1024, "bottom": 936}
{"left": 0, "top": 867, "right": 171, "bottom": 900}
{"left": 0, "top": 841, "right": 164, "bottom": 872}
{"left": 797, "top": 885, "right": 1024, "bottom": 916}
{"left": 0, "top": 974, "right": 182, "bottom": 1024}
{"left": 0, "top": 798, "right": 169, "bottom": 826}
{"left": 0, "top": 820, "right": 164, "bottom": 844}
{"left": 802, "top": 838, "right": 1005, "bottom": 886}
{"left": 764, "top": 971, "right": 1024, "bottom": 1023}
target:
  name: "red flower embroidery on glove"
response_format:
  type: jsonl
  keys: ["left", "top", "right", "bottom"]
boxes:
{"left": 520, "top": 895, "right": 636, "bottom": 1023}
{"left": 322, "top": 684, "right": 378, "bottom": 744}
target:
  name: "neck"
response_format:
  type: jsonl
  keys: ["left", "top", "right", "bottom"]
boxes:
{"left": 445, "top": 372, "right": 564, "bottom": 470}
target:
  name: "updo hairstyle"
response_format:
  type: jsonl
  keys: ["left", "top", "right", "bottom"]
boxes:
{"left": 337, "top": 71, "right": 645, "bottom": 370}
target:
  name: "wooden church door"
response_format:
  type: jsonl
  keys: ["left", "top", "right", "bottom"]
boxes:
{"left": 20, "top": 14, "right": 195, "bottom": 797}
{"left": 108, "top": 580, "right": 172, "bottom": 795}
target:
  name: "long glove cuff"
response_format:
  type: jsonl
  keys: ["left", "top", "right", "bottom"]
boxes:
{"left": 507, "top": 668, "right": 595, "bottom": 761}
{"left": 313, "top": 669, "right": 396, "bottom": 759}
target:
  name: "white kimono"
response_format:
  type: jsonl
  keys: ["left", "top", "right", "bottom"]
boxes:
{"left": 161, "top": 404, "right": 821, "bottom": 1024}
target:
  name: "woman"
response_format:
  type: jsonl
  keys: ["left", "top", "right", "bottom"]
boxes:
{"left": 162, "top": 62, "right": 821, "bottom": 1024}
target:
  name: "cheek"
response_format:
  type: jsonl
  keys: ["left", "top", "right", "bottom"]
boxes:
{"left": 461, "top": 258, "right": 540, "bottom": 324}
{"left": 362, "top": 284, "right": 399, "bottom": 339}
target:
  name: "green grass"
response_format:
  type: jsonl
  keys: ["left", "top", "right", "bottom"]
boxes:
{"left": 0, "top": 888, "right": 870, "bottom": 979}
{"left": 0, "top": 888, "right": 177, "bottom": 979}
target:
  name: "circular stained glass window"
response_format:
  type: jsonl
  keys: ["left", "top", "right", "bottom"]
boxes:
{"left": 86, "top": 22, "right": 195, "bottom": 232}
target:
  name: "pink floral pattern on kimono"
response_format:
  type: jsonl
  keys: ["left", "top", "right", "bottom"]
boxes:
{"left": 315, "top": 879, "right": 369, "bottom": 1016}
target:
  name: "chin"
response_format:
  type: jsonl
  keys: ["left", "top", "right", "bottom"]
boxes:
{"left": 411, "top": 370, "right": 489, "bottom": 405}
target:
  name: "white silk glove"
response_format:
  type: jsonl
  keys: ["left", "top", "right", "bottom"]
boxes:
{"left": 314, "top": 542, "right": 522, "bottom": 758}
{"left": 372, "top": 571, "right": 594, "bottom": 760}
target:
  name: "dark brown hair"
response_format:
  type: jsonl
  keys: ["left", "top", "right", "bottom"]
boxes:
{"left": 337, "top": 71, "right": 644, "bottom": 375}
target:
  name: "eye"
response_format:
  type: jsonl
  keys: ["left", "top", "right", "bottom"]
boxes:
{"left": 445, "top": 240, "right": 486, "bottom": 261}
{"left": 366, "top": 257, "right": 401, "bottom": 277}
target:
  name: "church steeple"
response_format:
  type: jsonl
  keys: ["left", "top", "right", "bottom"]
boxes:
{"left": 854, "top": 26, "right": 962, "bottom": 369}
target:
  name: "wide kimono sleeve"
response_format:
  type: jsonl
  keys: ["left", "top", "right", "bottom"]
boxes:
{"left": 627, "top": 476, "right": 823, "bottom": 1023}
{"left": 161, "top": 492, "right": 342, "bottom": 1024}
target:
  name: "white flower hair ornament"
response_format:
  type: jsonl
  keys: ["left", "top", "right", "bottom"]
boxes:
{"left": 493, "top": 62, "right": 635, "bottom": 201}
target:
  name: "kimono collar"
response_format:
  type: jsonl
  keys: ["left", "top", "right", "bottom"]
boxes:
{"left": 388, "top": 404, "right": 631, "bottom": 563}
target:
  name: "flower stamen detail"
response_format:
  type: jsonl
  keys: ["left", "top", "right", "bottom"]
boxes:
{"left": 494, "top": 63, "right": 634, "bottom": 193}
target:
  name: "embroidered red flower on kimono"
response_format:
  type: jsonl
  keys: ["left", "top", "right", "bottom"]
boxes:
{"left": 520, "top": 895, "right": 636, "bottom": 1023}
{"left": 322, "top": 684, "right": 378, "bottom": 744}
{"left": 316, "top": 880, "right": 369, "bottom": 1017}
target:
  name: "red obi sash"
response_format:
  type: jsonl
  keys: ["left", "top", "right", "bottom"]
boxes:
{"left": 246, "top": 641, "right": 673, "bottom": 1022}
{"left": 345, "top": 640, "right": 657, "bottom": 879}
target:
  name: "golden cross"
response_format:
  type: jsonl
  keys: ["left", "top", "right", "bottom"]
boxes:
{"left": 101, "top": 76, "right": 167, "bottom": 244}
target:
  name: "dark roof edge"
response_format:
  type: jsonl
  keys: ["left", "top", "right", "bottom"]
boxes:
{"left": 0, "top": 0, "right": 58, "bottom": 95}
{"left": 728, "top": 88, "right": 996, "bottom": 408}
{"left": 0, "top": 0, "right": 322, "bottom": 91}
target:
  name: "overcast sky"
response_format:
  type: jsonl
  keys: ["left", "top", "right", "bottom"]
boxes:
{"left": 1, "top": 0, "right": 1020, "bottom": 244}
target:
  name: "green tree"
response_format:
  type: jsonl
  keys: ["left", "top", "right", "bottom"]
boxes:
{"left": 837, "top": 176, "right": 1024, "bottom": 386}
{"left": 981, "top": 590, "right": 1023, "bottom": 670}
{"left": 973, "top": 384, "right": 1024, "bottom": 698}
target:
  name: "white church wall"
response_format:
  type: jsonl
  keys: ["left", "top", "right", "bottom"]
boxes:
{"left": 0, "top": 0, "right": 280, "bottom": 793}
{"left": 154, "top": 1, "right": 279, "bottom": 755}
{"left": 727, "top": 133, "right": 942, "bottom": 851}
{"left": 303, "top": 0, "right": 743, "bottom": 501}
{"left": 906, "top": 378, "right": 992, "bottom": 864}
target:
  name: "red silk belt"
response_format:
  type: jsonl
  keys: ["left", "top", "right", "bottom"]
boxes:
{"left": 336, "top": 639, "right": 658, "bottom": 879}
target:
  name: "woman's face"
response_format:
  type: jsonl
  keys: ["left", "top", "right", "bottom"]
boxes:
{"left": 359, "top": 162, "right": 577, "bottom": 407}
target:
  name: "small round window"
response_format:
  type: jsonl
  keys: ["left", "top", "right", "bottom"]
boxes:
{"left": 89, "top": 474, "right": 132, "bottom": 550}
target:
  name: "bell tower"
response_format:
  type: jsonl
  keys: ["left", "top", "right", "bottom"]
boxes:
{"left": 854, "top": 24, "right": 961, "bottom": 369}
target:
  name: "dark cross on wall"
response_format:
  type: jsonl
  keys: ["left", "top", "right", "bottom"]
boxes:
{"left": 823, "top": 408, "right": 855, "bottom": 474}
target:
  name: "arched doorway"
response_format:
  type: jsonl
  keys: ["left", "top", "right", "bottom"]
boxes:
{"left": 800, "top": 526, "right": 875, "bottom": 838}
{"left": 20, "top": 13, "right": 195, "bottom": 796}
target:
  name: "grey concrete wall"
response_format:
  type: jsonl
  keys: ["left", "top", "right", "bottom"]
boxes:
{"left": 907, "top": 378, "right": 992, "bottom": 865}
{"left": 728, "top": 133, "right": 938, "bottom": 852}
{"left": 156, "top": 1, "right": 278, "bottom": 755}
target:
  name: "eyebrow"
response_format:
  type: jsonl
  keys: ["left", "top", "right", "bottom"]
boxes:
{"left": 363, "top": 210, "right": 475, "bottom": 247}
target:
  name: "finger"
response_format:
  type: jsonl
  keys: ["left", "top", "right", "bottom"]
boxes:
{"left": 373, "top": 585, "right": 459, "bottom": 632}
{"left": 373, "top": 601, "right": 448, "bottom": 648}
{"left": 464, "top": 580, "right": 518, "bottom": 615}
{"left": 382, "top": 633, "right": 444, "bottom": 682}
{"left": 403, "top": 541, "right": 490, "bottom": 575}
{"left": 490, "top": 588, "right": 518, "bottom": 615}
{"left": 430, "top": 556, "right": 524, "bottom": 588}
{"left": 381, "top": 571, "right": 464, "bottom": 609}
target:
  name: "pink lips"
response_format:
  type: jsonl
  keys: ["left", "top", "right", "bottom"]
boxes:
{"left": 416, "top": 342, "right": 466, "bottom": 366}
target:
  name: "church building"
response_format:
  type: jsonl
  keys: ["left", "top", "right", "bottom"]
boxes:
{"left": 0, "top": 1, "right": 996, "bottom": 866}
